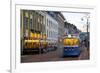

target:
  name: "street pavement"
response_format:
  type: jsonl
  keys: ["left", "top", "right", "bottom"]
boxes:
{"left": 21, "top": 45, "right": 89, "bottom": 63}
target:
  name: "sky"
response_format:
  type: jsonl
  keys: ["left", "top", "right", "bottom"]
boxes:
{"left": 62, "top": 12, "right": 89, "bottom": 32}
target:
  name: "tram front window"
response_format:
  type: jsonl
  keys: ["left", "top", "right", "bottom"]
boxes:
{"left": 63, "top": 38, "right": 79, "bottom": 46}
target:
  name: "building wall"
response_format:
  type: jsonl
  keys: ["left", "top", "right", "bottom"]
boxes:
{"left": 20, "top": 10, "right": 66, "bottom": 45}
{"left": 45, "top": 13, "right": 58, "bottom": 43}
{"left": 64, "top": 22, "right": 80, "bottom": 34}
{"left": 46, "top": 12, "right": 65, "bottom": 43}
{"left": 56, "top": 13, "right": 65, "bottom": 41}
{"left": 20, "top": 10, "right": 46, "bottom": 39}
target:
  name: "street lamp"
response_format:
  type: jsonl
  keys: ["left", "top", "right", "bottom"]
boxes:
{"left": 81, "top": 14, "right": 90, "bottom": 33}
{"left": 81, "top": 14, "right": 90, "bottom": 49}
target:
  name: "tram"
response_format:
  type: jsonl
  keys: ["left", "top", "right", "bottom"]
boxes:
{"left": 63, "top": 34, "right": 81, "bottom": 57}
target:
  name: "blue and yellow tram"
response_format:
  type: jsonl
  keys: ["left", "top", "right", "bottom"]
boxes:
{"left": 63, "top": 35, "right": 81, "bottom": 57}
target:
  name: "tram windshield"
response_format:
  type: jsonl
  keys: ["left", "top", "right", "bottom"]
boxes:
{"left": 63, "top": 38, "right": 79, "bottom": 46}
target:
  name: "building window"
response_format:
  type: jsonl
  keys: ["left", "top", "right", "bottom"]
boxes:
{"left": 24, "top": 17, "right": 28, "bottom": 29}
{"left": 30, "top": 19, "right": 32, "bottom": 29}
{"left": 47, "top": 19, "right": 48, "bottom": 26}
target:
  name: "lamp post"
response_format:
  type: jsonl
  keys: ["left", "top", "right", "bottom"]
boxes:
{"left": 81, "top": 14, "right": 90, "bottom": 33}
{"left": 81, "top": 14, "right": 90, "bottom": 49}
